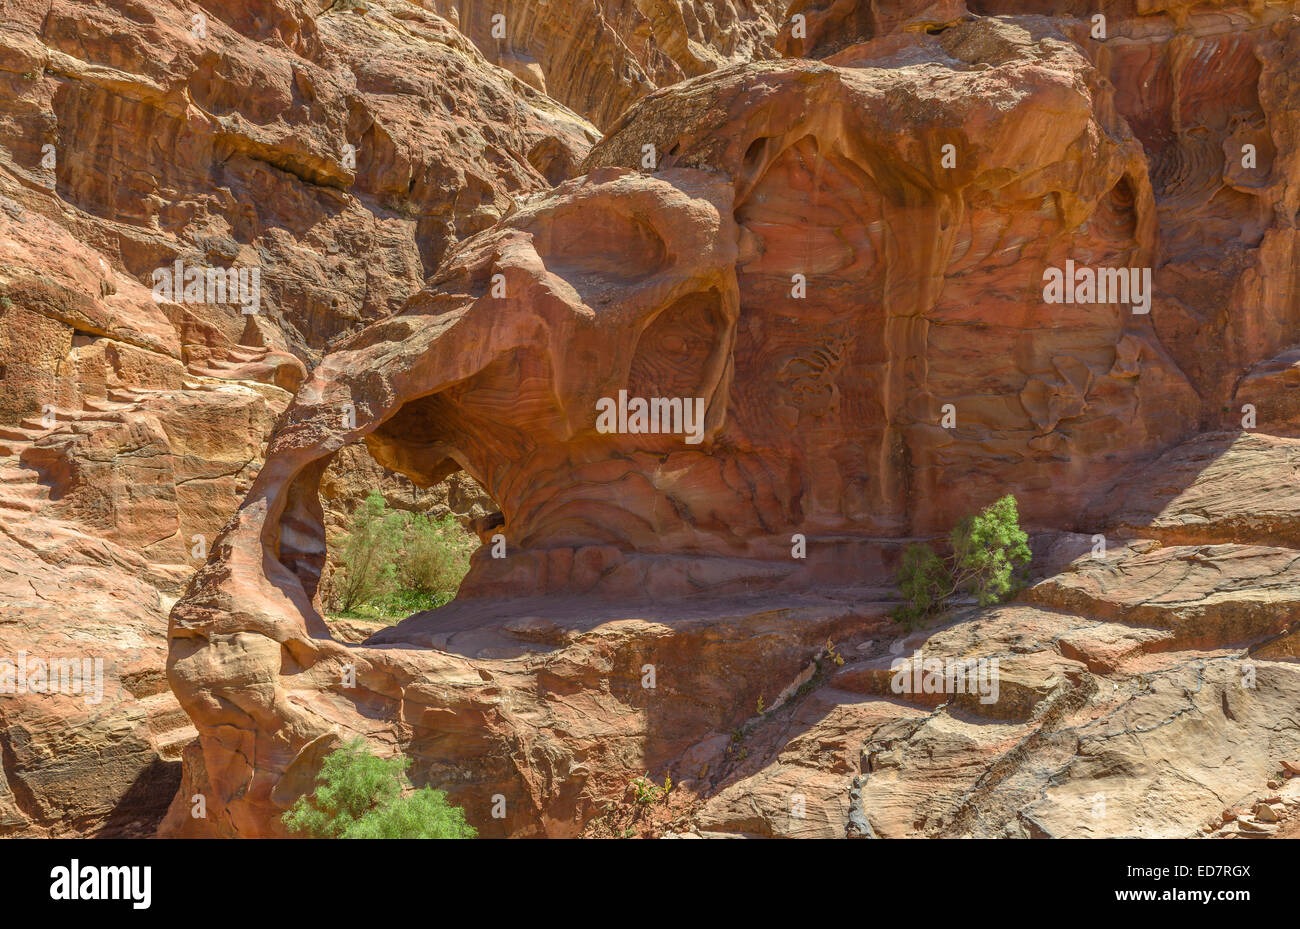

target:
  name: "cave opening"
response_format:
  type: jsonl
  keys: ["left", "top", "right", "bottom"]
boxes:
{"left": 310, "top": 439, "right": 500, "bottom": 632}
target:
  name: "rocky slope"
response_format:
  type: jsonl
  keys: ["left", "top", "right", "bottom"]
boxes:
{"left": 158, "top": 5, "right": 1300, "bottom": 838}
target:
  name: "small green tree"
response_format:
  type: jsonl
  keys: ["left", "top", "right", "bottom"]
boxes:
{"left": 333, "top": 493, "right": 404, "bottom": 613}
{"left": 892, "top": 494, "right": 1031, "bottom": 628}
{"left": 892, "top": 542, "right": 949, "bottom": 628}
{"left": 949, "top": 494, "right": 1032, "bottom": 606}
{"left": 282, "top": 738, "right": 476, "bottom": 839}
{"left": 341, "top": 788, "right": 477, "bottom": 839}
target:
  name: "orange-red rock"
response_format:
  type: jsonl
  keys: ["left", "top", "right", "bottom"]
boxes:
{"left": 0, "top": 0, "right": 592, "bottom": 835}
{"left": 3, "top": 0, "right": 1300, "bottom": 841}
{"left": 431, "top": 0, "right": 788, "bottom": 129}
{"left": 165, "top": 10, "right": 1300, "bottom": 840}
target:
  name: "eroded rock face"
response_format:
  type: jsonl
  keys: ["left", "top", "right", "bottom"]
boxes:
{"left": 167, "top": 9, "right": 1300, "bottom": 839}
{"left": 1, "top": 0, "right": 594, "bottom": 355}
{"left": 195, "top": 18, "right": 1239, "bottom": 601}
{"left": 589, "top": 13, "right": 1300, "bottom": 536}
{"left": 163, "top": 167, "right": 752, "bottom": 836}
{"left": 776, "top": 0, "right": 967, "bottom": 58}
{"left": 694, "top": 596, "right": 1300, "bottom": 838}
{"left": 0, "top": 0, "right": 594, "bottom": 835}
{"left": 430, "top": 0, "right": 789, "bottom": 129}
{"left": 0, "top": 199, "right": 288, "bottom": 835}
{"left": 0, "top": 534, "right": 188, "bottom": 836}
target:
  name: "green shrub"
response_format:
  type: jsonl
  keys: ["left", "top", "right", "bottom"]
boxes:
{"left": 950, "top": 494, "right": 1033, "bottom": 606}
{"left": 330, "top": 493, "right": 477, "bottom": 618}
{"left": 342, "top": 789, "right": 476, "bottom": 839}
{"left": 333, "top": 492, "right": 404, "bottom": 613}
{"left": 892, "top": 542, "right": 949, "bottom": 628}
{"left": 891, "top": 494, "right": 1031, "bottom": 629}
{"left": 282, "top": 738, "right": 476, "bottom": 839}
{"left": 366, "top": 588, "right": 441, "bottom": 618}
{"left": 398, "top": 513, "right": 475, "bottom": 599}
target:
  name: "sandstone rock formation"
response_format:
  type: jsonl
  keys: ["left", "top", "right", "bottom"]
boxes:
{"left": 430, "top": 0, "right": 789, "bottom": 129}
{"left": 2, "top": 0, "right": 1298, "bottom": 840}
{"left": 162, "top": 5, "right": 1300, "bottom": 839}
{"left": 1, "top": 0, "right": 593, "bottom": 357}
{"left": 0, "top": 0, "right": 590, "bottom": 835}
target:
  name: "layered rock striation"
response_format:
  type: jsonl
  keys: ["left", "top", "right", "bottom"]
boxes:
{"left": 0, "top": 0, "right": 590, "bottom": 835}
{"left": 163, "top": 6, "right": 1300, "bottom": 838}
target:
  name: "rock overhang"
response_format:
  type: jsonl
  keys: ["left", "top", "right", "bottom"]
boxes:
{"left": 160, "top": 6, "right": 1300, "bottom": 838}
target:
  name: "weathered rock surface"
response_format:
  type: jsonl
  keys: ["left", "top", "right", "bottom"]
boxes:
{"left": 1107, "top": 432, "right": 1300, "bottom": 546}
{"left": 430, "top": 0, "right": 789, "bottom": 129}
{"left": 1, "top": 0, "right": 594, "bottom": 356}
{"left": 165, "top": 7, "right": 1300, "bottom": 840}
{"left": 0, "top": 0, "right": 591, "bottom": 835}
{"left": 688, "top": 550, "right": 1300, "bottom": 838}
{"left": 0, "top": 201, "right": 290, "bottom": 834}
{"left": 588, "top": 13, "right": 1300, "bottom": 535}
{"left": 0, "top": 528, "right": 189, "bottom": 836}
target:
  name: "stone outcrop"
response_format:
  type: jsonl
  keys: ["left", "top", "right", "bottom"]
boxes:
{"left": 0, "top": 193, "right": 293, "bottom": 835}
{"left": 1, "top": 0, "right": 1298, "bottom": 839}
{"left": 0, "top": 0, "right": 591, "bottom": 835}
{"left": 589, "top": 12, "right": 1300, "bottom": 533}
{"left": 163, "top": 7, "right": 1300, "bottom": 839}
{"left": 429, "top": 0, "right": 789, "bottom": 129}
{"left": 1, "top": 0, "right": 594, "bottom": 357}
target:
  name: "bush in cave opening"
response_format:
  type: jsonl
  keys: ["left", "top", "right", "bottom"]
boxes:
{"left": 329, "top": 492, "right": 477, "bottom": 619}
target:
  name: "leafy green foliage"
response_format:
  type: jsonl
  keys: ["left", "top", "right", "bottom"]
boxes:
{"left": 892, "top": 542, "right": 950, "bottom": 628}
{"left": 397, "top": 512, "right": 476, "bottom": 598}
{"left": 282, "top": 738, "right": 476, "bottom": 839}
{"left": 891, "top": 494, "right": 1031, "bottom": 629}
{"left": 333, "top": 493, "right": 404, "bottom": 613}
{"left": 950, "top": 494, "right": 1033, "bottom": 607}
{"left": 630, "top": 773, "right": 671, "bottom": 806}
{"left": 330, "top": 493, "right": 477, "bottom": 619}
